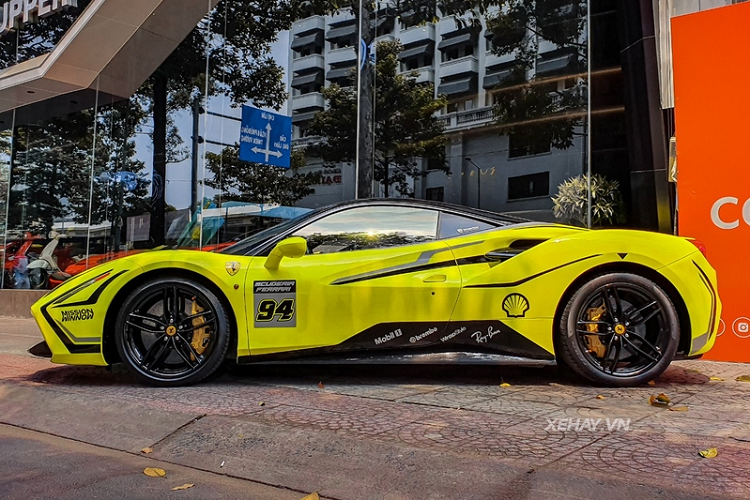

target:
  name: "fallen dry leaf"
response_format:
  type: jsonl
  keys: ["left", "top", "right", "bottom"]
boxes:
{"left": 499, "top": 383, "right": 511, "bottom": 388}
{"left": 685, "top": 368, "right": 701, "bottom": 374}
{"left": 301, "top": 493, "right": 320, "bottom": 500}
{"left": 699, "top": 448, "right": 718, "bottom": 458}
{"left": 736, "top": 375, "right": 750, "bottom": 383}
{"left": 595, "top": 395, "right": 605, "bottom": 400}
{"left": 259, "top": 402, "right": 265, "bottom": 406}
{"left": 143, "top": 467, "right": 166, "bottom": 478}
{"left": 709, "top": 376, "right": 725, "bottom": 381}
{"left": 171, "top": 484, "right": 194, "bottom": 491}
{"left": 647, "top": 380, "right": 656, "bottom": 386}
{"left": 669, "top": 405, "right": 689, "bottom": 412}
{"left": 140, "top": 447, "right": 153, "bottom": 454}
{"left": 649, "top": 393, "right": 671, "bottom": 407}
{"left": 318, "top": 381, "right": 325, "bottom": 389}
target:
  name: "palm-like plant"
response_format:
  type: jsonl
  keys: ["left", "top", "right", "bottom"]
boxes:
{"left": 552, "top": 174, "right": 625, "bottom": 227}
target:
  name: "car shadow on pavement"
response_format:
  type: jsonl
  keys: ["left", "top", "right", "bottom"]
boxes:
{"left": 21, "top": 359, "right": 712, "bottom": 389}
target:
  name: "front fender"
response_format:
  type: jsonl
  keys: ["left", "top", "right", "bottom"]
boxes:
{"left": 31, "top": 263, "right": 144, "bottom": 366}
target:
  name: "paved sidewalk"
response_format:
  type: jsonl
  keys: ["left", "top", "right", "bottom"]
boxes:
{"left": 2, "top": 318, "right": 750, "bottom": 499}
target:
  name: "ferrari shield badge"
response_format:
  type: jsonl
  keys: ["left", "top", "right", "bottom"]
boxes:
{"left": 225, "top": 261, "right": 241, "bottom": 276}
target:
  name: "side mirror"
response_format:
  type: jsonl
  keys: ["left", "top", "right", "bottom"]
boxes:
{"left": 264, "top": 237, "right": 307, "bottom": 270}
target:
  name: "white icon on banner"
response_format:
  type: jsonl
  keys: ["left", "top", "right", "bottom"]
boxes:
{"left": 732, "top": 317, "right": 750, "bottom": 338}
{"left": 717, "top": 318, "right": 726, "bottom": 337}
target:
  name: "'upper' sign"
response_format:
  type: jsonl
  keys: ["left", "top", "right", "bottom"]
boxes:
{"left": 1, "top": 0, "right": 78, "bottom": 35}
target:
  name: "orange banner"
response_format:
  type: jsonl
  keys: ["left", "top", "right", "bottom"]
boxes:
{"left": 673, "top": 2, "right": 750, "bottom": 361}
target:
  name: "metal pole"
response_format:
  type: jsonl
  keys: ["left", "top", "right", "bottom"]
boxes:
{"left": 191, "top": 96, "right": 201, "bottom": 216}
{"left": 586, "top": 0, "right": 592, "bottom": 229}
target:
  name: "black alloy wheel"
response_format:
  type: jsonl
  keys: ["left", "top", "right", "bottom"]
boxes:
{"left": 115, "top": 277, "right": 231, "bottom": 386}
{"left": 557, "top": 273, "right": 679, "bottom": 386}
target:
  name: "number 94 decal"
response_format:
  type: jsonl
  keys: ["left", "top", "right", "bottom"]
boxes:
{"left": 256, "top": 298, "right": 295, "bottom": 323}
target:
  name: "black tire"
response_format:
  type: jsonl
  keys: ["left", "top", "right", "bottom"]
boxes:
{"left": 557, "top": 273, "right": 679, "bottom": 386}
{"left": 114, "top": 277, "right": 231, "bottom": 386}
{"left": 29, "top": 268, "right": 49, "bottom": 290}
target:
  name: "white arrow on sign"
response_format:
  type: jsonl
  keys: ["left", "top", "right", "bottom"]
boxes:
{"left": 251, "top": 122, "right": 283, "bottom": 162}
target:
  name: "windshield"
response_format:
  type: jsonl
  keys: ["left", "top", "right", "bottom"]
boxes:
{"left": 219, "top": 208, "right": 324, "bottom": 256}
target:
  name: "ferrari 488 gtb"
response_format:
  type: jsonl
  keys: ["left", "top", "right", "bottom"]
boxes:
{"left": 30, "top": 199, "right": 720, "bottom": 387}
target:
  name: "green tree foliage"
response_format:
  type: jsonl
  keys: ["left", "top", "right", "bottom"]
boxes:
{"left": 484, "top": 0, "right": 587, "bottom": 149}
{"left": 8, "top": 99, "right": 150, "bottom": 233}
{"left": 552, "top": 174, "right": 625, "bottom": 227}
{"left": 205, "top": 148, "right": 315, "bottom": 206}
{"left": 306, "top": 40, "right": 448, "bottom": 196}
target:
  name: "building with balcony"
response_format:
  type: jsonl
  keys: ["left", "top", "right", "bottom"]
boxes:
{"left": 286, "top": 2, "right": 674, "bottom": 233}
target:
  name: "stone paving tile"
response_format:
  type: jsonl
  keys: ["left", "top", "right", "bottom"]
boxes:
{"left": 395, "top": 385, "right": 523, "bottom": 408}
{"left": 312, "top": 383, "right": 438, "bottom": 401}
{"left": 553, "top": 430, "right": 750, "bottom": 498}
{"left": 460, "top": 397, "right": 562, "bottom": 416}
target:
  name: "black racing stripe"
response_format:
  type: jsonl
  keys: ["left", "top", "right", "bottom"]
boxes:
{"left": 456, "top": 255, "right": 492, "bottom": 266}
{"left": 332, "top": 260, "right": 457, "bottom": 285}
{"left": 693, "top": 260, "right": 717, "bottom": 341}
{"left": 465, "top": 255, "right": 602, "bottom": 288}
{"left": 67, "top": 345, "right": 101, "bottom": 354}
{"left": 54, "top": 270, "right": 128, "bottom": 308}
{"left": 238, "top": 319, "right": 554, "bottom": 364}
{"left": 40, "top": 270, "right": 113, "bottom": 348}
{"left": 41, "top": 269, "right": 126, "bottom": 352}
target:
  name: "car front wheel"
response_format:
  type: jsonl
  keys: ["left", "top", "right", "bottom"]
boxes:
{"left": 557, "top": 273, "right": 679, "bottom": 386}
{"left": 114, "top": 277, "right": 231, "bottom": 386}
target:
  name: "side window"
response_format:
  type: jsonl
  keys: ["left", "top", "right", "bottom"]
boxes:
{"left": 293, "top": 206, "right": 439, "bottom": 254}
{"left": 438, "top": 213, "right": 496, "bottom": 239}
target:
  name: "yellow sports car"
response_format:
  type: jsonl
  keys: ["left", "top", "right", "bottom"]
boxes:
{"left": 29, "top": 199, "right": 720, "bottom": 387}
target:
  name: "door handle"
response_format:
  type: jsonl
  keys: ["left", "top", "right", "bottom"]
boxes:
{"left": 423, "top": 274, "right": 447, "bottom": 283}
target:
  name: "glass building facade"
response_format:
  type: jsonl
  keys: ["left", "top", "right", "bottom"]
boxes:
{"left": 0, "top": 0, "right": 672, "bottom": 291}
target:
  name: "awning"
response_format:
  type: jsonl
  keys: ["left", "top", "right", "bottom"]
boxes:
{"left": 400, "top": 42, "right": 433, "bottom": 60}
{"left": 536, "top": 51, "right": 576, "bottom": 76}
{"left": 438, "top": 30, "right": 476, "bottom": 51}
{"left": 260, "top": 206, "right": 313, "bottom": 219}
{"left": 438, "top": 75, "right": 477, "bottom": 97}
{"left": 326, "top": 22, "right": 356, "bottom": 41}
{"left": 291, "top": 31, "right": 323, "bottom": 51}
{"left": 483, "top": 64, "right": 517, "bottom": 89}
{"left": 292, "top": 111, "right": 318, "bottom": 123}
{"left": 327, "top": 66, "right": 354, "bottom": 81}
{"left": 291, "top": 71, "right": 323, "bottom": 89}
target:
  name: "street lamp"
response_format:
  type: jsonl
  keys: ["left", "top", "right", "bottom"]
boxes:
{"left": 464, "top": 157, "right": 481, "bottom": 209}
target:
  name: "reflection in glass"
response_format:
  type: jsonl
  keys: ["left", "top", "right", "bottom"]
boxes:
{"left": 293, "top": 206, "right": 439, "bottom": 253}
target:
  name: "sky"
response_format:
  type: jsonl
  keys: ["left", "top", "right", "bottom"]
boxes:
{"left": 134, "top": 30, "right": 291, "bottom": 211}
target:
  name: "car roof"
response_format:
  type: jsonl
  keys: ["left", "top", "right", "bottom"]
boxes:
{"left": 316, "top": 198, "right": 531, "bottom": 225}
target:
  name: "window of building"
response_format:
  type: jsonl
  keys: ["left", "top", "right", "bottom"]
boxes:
{"left": 438, "top": 213, "right": 495, "bottom": 238}
{"left": 292, "top": 206, "right": 439, "bottom": 253}
{"left": 508, "top": 130, "right": 552, "bottom": 158}
{"left": 508, "top": 172, "right": 550, "bottom": 200}
{"left": 447, "top": 102, "right": 459, "bottom": 113}
{"left": 425, "top": 187, "right": 444, "bottom": 201}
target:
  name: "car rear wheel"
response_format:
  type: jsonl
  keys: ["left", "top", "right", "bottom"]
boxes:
{"left": 115, "top": 277, "right": 231, "bottom": 386}
{"left": 557, "top": 273, "right": 679, "bottom": 386}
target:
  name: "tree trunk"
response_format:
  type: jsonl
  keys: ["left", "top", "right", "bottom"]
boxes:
{"left": 356, "top": 0, "right": 374, "bottom": 199}
{"left": 149, "top": 73, "right": 167, "bottom": 246}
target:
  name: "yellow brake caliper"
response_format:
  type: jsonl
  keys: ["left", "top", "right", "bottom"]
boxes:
{"left": 190, "top": 298, "right": 211, "bottom": 359}
{"left": 583, "top": 304, "right": 607, "bottom": 358}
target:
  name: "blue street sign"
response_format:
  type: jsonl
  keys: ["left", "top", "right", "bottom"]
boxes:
{"left": 239, "top": 106, "right": 293, "bottom": 168}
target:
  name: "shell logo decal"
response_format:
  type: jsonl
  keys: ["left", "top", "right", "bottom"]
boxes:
{"left": 502, "top": 294, "right": 530, "bottom": 318}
